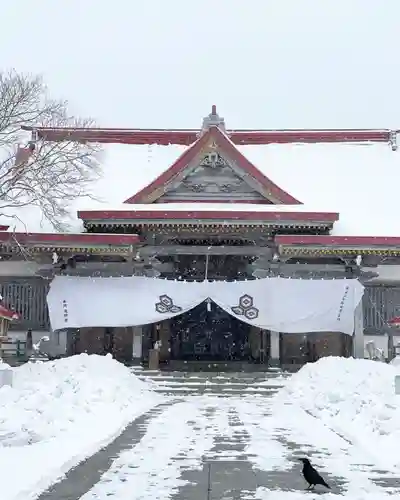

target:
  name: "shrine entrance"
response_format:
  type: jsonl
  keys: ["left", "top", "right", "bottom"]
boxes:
{"left": 168, "top": 301, "right": 264, "bottom": 363}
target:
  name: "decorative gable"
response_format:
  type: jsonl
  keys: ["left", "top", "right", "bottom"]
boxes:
{"left": 124, "top": 126, "right": 301, "bottom": 205}
{"left": 157, "top": 151, "right": 271, "bottom": 203}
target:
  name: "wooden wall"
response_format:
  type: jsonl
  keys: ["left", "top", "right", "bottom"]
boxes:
{"left": 280, "top": 332, "right": 353, "bottom": 365}
{"left": 0, "top": 277, "right": 49, "bottom": 331}
{"left": 73, "top": 326, "right": 134, "bottom": 362}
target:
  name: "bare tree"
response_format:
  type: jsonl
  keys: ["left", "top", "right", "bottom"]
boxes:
{"left": 0, "top": 70, "right": 102, "bottom": 231}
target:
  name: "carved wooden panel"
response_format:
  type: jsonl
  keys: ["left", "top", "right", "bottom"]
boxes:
{"left": 158, "top": 152, "right": 268, "bottom": 202}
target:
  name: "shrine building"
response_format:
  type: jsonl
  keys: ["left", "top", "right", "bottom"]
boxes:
{"left": 1, "top": 106, "right": 400, "bottom": 369}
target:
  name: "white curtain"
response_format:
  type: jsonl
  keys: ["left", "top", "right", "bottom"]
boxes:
{"left": 47, "top": 276, "right": 364, "bottom": 335}
{"left": 210, "top": 278, "right": 363, "bottom": 334}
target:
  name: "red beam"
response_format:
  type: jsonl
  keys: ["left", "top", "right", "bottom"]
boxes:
{"left": 21, "top": 126, "right": 397, "bottom": 146}
{"left": 276, "top": 235, "right": 400, "bottom": 246}
{"left": 78, "top": 210, "right": 339, "bottom": 223}
{"left": 229, "top": 130, "right": 393, "bottom": 145}
{"left": 21, "top": 126, "right": 198, "bottom": 146}
{"left": 0, "top": 232, "right": 140, "bottom": 245}
{"left": 157, "top": 199, "right": 273, "bottom": 204}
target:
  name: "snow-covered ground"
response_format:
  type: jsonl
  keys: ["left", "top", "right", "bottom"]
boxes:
{"left": 251, "top": 489, "right": 390, "bottom": 499}
{"left": 0, "top": 354, "right": 162, "bottom": 500}
{"left": 3, "top": 354, "right": 400, "bottom": 499}
{"left": 74, "top": 358, "right": 400, "bottom": 499}
{"left": 277, "top": 357, "right": 400, "bottom": 473}
{"left": 80, "top": 398, "right": 217, "bottom": 499}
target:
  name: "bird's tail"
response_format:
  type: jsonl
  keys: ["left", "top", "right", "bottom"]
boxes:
{"left": 322, "top": 480, "right": 331, "bottom": 489}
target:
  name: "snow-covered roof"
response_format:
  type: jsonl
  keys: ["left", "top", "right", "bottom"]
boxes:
{"left": 242, "top": 142, "right": 400, "bottom": 237}
{"left": 4, "top": 141, "right": 400, "bottom": 236}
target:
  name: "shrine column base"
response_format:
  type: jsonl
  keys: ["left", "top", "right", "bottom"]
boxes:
{"left": 113, "top": 327, "right": 134, "bottom": 363}
{"left": 159, "top": 320, "right": 172, "bottom": 364}
{"left": 132, "top": 326, "right": 143, "bottom": 365}
{"left": 269, "top": 330, "right": 281, "bottom": 367}
{"left": 353, "top": 301, "right": 364, "bottom": 359}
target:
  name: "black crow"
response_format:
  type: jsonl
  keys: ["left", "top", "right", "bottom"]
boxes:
{"left": 299, "top": 458, "right": 331, "bottom": 490}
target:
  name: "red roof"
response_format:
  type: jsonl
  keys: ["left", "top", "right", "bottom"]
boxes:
{"left": 124, "top": 126, "right": 302, "bottom": 205}
{"left": 78, "top": 209, "right": 338, "bottom": 223}
{"left": 276, "top": 235, "right": 400, "bottom": 247}
{"left": 0, "top": 232, "right": 140, "bottom": 246}
{"left": 0, "top": 305, "right": 20, "bottom": 321}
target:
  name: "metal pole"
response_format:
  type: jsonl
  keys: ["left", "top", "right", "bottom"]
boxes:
{"left": 205, "top": 254, "right": 212, "bottom": 311}
{"left": 205, "top": 253, "right": 209, "bottom": 281}
{"left": 207, "top": 462, "right": 212, "bottom": 500}
{"left": 388, "top": 327, "right": 395, "bottom": 362}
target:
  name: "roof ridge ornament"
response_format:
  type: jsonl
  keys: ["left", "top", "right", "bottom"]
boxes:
{"left": 201, "top": 105, "right": 226, "bottom": 134}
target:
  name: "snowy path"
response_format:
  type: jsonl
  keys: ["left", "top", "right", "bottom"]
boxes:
{"left": 36, "top": 372, "right": 400, "bottom": 500}
{"left": 36, "top": 401, "right": 177, "bottom": 500}
{"left": 68, "top": 397, "right": 399, "bottom": 499}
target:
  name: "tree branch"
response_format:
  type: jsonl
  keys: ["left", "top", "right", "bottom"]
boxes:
{"left": 0, "top": 69, "right": 103, "bottom": 231}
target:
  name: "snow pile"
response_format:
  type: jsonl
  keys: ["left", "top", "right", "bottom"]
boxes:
{"left": 0, "top": 354, "right": 162, "bottom": 500}
{"left": 275, "top": 357, "right": 400, "bottom": 471}
{"left": 389, "top": 355, "right": 400, "bottom": 367}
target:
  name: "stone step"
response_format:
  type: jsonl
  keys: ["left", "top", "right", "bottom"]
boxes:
{"left": 144, "top": 380, "right": 284, "bottom": 390}
{"left": 133, "top": 371, "right": 291, "bottom": 380}
{"left": 135, "top": 373, "right": 290, "bottom": 383}
{"left": 133, "top": 368, "right": 290, "bottom": 397}
{"left": 152, "top": 387, "right": 281, "bottom": 396}
{"left": 161, "top": 360, "right": 285, "bottom": 373}
{"left": 131, "top": 369, "right": 290, "bottom": 379}
{"left": 137, "top": 376, "right": 287, "bottom": 386}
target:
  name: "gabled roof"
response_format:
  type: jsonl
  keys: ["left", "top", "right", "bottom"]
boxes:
{"left": 124, "top": 126, "right": 302, "bottom": 205}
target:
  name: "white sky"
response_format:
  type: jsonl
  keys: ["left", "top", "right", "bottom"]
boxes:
{"left": 1, "top": 0, "right": 400, "bottom": 236}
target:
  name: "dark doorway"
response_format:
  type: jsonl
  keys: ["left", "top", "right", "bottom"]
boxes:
{"left": 170, "top": 301, "right": 251, "bottom": 361}
{"left": 104, "top": 327, "right": 114, "bottom": 355}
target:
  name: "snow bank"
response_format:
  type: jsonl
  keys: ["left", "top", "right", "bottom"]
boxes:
{"left": 0, "top": 354, "right": 162, "bottom": 500}
{"left": 276, "top": 357, "right": 400, "bottom": 472}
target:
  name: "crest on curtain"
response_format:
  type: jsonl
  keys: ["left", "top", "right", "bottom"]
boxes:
{"left": 155, "top": 294, "right": 183, "bottom": 314}
{"left": 231, "top": 294, "right": 259, "bottom": 320}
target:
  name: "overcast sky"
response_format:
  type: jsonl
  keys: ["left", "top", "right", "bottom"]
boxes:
{"left": 3, "top": 0, "right": 399, "bottom": 129}
{"left": 1, "top": 0, "right": 400, "bottom": 235}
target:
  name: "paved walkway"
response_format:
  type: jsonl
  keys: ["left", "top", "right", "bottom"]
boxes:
{"left": 34, "top": 372, "right": 400, "bottom": 499}
{"left": 36, "top": 401, "right": 176, "bottom": 500}
{"left": 170, "top": 404, "right": 346, "bottom": 500}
